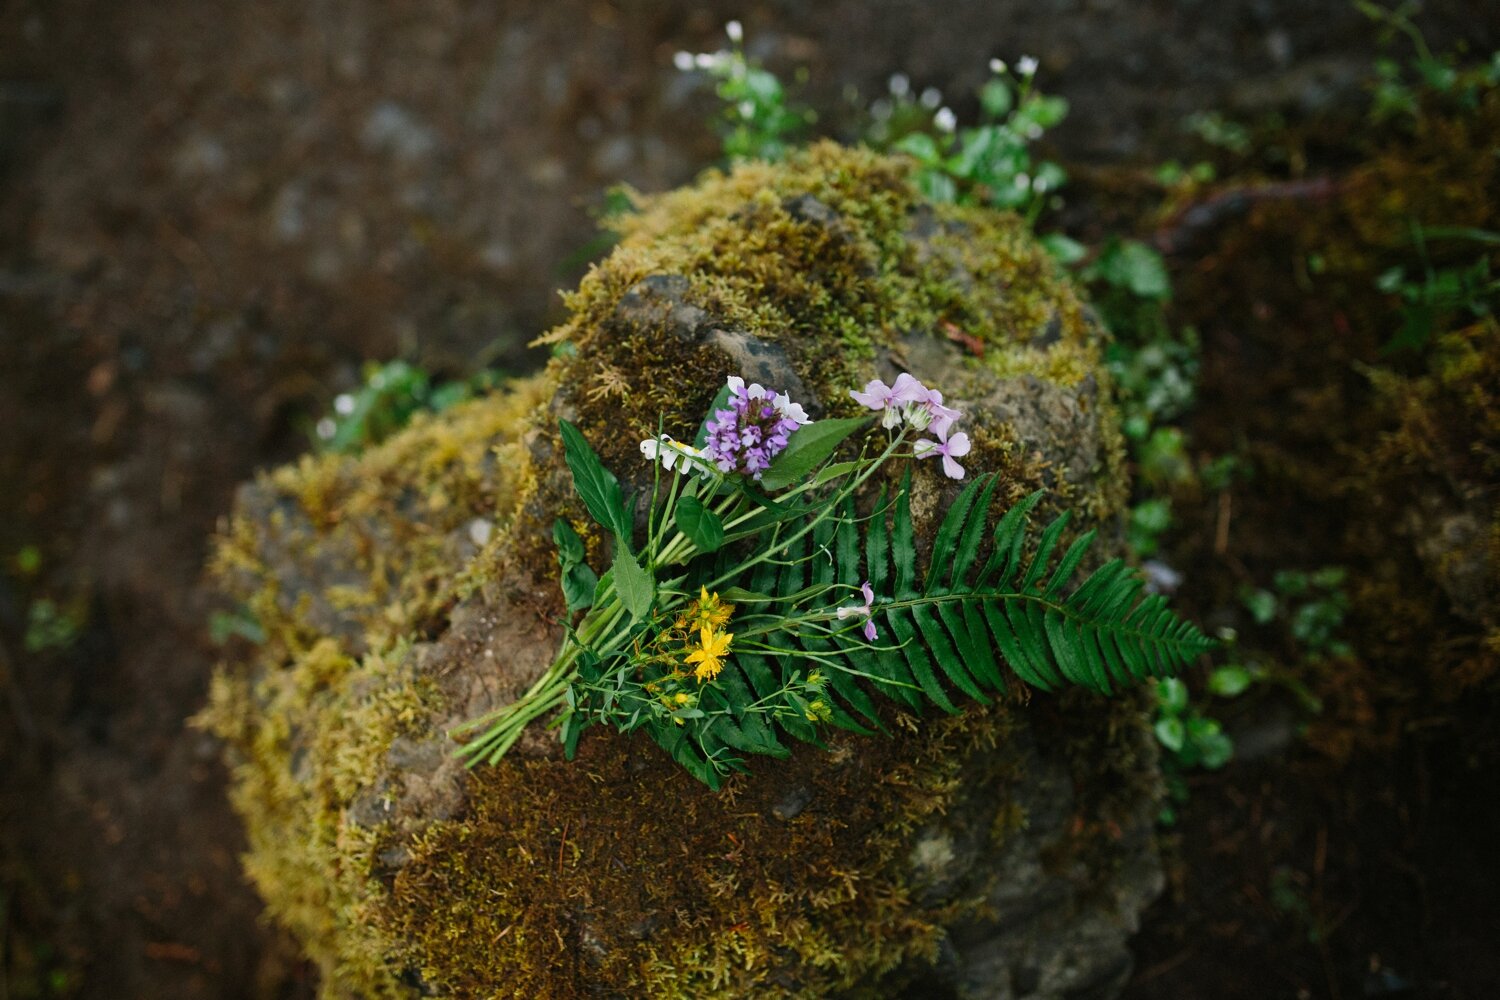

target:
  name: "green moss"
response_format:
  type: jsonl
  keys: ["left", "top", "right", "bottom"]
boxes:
{"left": 204, "top": 144, "right": 1135, "bottom": 998}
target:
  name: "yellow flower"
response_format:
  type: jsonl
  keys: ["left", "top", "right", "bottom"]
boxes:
{"left": 691, "top": 585, "right": 734, "bottom": 632}
{"left": 685, "top": 624, "right": 733, "bottom": 682}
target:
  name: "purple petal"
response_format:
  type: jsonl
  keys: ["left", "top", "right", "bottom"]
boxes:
{"left": 863, "top": 618, "right": 878, "bottom": 642}
{"left": 941, "top": 453, "right": 966, "bottom": 479}
{"left": 860, "top": 580, "right": 874, "bottom": 604}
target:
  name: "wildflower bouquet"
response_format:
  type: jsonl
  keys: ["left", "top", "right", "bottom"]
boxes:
{"left": 454, "top": 373, "right": 1214, "bottom": 787}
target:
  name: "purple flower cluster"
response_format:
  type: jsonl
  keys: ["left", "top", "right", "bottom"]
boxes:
{"left": 851, "top": 371, "right": 972, "bottom": 479}
{"left": 702, "top": 376, "right": 813, "bottom": 479}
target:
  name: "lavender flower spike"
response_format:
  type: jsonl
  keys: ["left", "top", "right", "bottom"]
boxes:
{"left": 702, "top": 375, "right": 812, "bottom": 480}
{"left": 836, "top": 580, "right": 879, "bottom": 641}
{"left": 913, "top": 426, "right": 972, "bottom": 480}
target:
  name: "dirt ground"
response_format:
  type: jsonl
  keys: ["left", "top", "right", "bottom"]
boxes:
{"left": 1, "top": 1, "right": 1496, "bottom": 998}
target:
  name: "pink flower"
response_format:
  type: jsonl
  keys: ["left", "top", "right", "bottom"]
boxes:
{"left": 914, "top": 426, "right": 972, "bottom": 480}
{"left": 836, "top": 580, "right": 879, "bottom": 642}
{"left": 850, "top": 372, "right": 963, "bottom": 434}
{"left": 850, "top": 373, "right": 929, "bottom": 428}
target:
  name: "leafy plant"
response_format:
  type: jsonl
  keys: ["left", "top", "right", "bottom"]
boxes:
{"left": 1357, "top": 1, "right": 1500, "bottom": 122}
{"left": 1376, "top": 226, "right": 1500, "bottom": 353}
{"left": 454, "top": 372, "right": 1214, "bottom": 787}
{"left": 313, "top": 360, "right": 503, "bottom": 454}
{"left": 673, "top": 21, "right": 814, "bottom": 163}
{"left": 881, "top": 57, "right": 1068, "bottom": 223}
{"left": 1154, "top": 674, "right": 1237, "bottom": 824}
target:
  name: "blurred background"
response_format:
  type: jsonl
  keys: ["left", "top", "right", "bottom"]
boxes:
{"left": 1, "top": 1, "right": 1497, "bottom": 998}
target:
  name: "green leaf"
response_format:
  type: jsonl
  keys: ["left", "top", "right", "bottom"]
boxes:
{"left": 1157, "top": 677, "right": 1189, "bottom": 714}
{"left": 1154, "top": 716, "right": 1186, "bottom": 753}
{"left": 553, "top": 518, "right": 597, "bottom": 612}
{"left": 675, "top": 495, "right": 726, "bottom": 553}
{"left": 759, "top": 417, "right": 870, "bottom": 491}
{"left": 559, "top": 420, "right": 631, "bottom": 540}
{"left": 1040, "top": 233, "right": 1087, "bottom": 265}
{"left": 612, "top": 545, "right": 654, "bottom": 621}
{"left": 1208, "top": 665, "right": 1255, "bottom": 698}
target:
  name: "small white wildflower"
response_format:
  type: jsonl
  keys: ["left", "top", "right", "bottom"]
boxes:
{"left": 673, "top": 51, "right": 695, "bottom": 71}
{"left": 640, "top": 435, "right": 716, "bottom": 480}
{"left": 315, "top": 417, "right": 337, "bottom": 440}
{"left": 1014, "top": 172, "right": 1030, "bottom": 189}
{"left": 934, "top": 107, "right": 956, "bottom": 132}
{"left": 888, "top": 72, "right": 910, "bottom": 97}
{"left": 738, "top": 99, "right": 755, "bottom": 118}
{"left": 1027, "top": 123, "right": 1043, "bottom": 139}
{"left": 333, "top": 393, "right": 356, "bottom": 416}
{"left": 1034, "top": 175, "right": 1049, "bottom": 192}
{"left": 725, "top": 19, "right": 743, "bottom": 43}
{"left": 919, "top": 86, "right": 941, "bottom": 108}
{"left": 1018, "top": 55, "right": 1039, "bottom": 76}
{"left": 989, "top": 58, "right": 1007, "bottom": 74}
{"left": 694, "top": 52, "right": 720, "bottom": 70}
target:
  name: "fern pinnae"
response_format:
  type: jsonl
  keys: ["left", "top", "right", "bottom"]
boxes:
{"left": 913, "top": 602, "right": 991, "bottom": 704}
{"left": 924, "top": 472, "right": 990, "bottom": 593}
{"left": 947, "top": 473, "right": 1002, "bottom": 593}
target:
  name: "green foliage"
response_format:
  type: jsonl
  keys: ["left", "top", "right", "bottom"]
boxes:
{"left": 674, "top": 22, "right": 814, "bottom": 163}
{"left": 577, "top": 474, "right": 1213, "bottom": 787}
{"left": 559, "top": 419, "right": 632, "bottom": 543}
{"left": 1153, "top": 674, "right": 1236, "bottom": 824}
{"left": 313, "top": 360, "right": 502, "bottom": 454}
{"left": 23, "top": 598, "right": 84, "bottom": 653}
{"left": 1376, "top": 226, "right": 1500, "bottom": 353}
{"left": 552, "top": 519, "right": 598, "bottom": 613}
{"left": 875, "top": 59, "right": 1068, "bottom": 223}
{"left": 1357, "top": 1, "right": 1500, "bottom": 123}
{"left": 1241, "top": 566, "right": 1352, "bottom": 659}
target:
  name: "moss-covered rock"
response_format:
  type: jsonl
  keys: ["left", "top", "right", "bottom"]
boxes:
{"left": 201, "top": 143, "right": 1160, "bottom": 999}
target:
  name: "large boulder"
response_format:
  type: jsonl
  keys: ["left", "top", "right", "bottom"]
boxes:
{"left": 202, "top": 143, "right": 1164, "bottom": 999}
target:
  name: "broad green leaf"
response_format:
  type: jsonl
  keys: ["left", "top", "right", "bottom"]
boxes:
{"left": 675, "top": 494, "right": 725, "bottom": 553}
{"left": 759, "top": 417, "right": 870, "bottom": 491}
{"left": 612, "top": 544, "right": 654, "bottom": 621}
{"left": 1154, "top": 716, "right": 1186, "bottom": 753}
{"left": 559, "top": 419, "right": 631, "bottom": 540}
{"left": 553, "top": 518, "right": 597, "bottom": 612}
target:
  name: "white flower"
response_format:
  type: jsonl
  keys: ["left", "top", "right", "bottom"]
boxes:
{"left": 333, "top": 393, "right": 356, "bottom": 416}
{"left": 1014, "top": 172, "right": 1030, "bottom": 189}
{"left": 1018, "top": 55, "right": 1039, "bottom": 76}
{"left": 694, "top": 52, "right": 723, "bottom": 70}
{"left": 738, "top": 99, "right": 755, "bottom": 119}
{"left": 934, "top": 107, "right": 956, "bottom": 133}
{"left": 919, "top": 86, "right": 942, "bottom": 109}
{"left": 772, "top": 391, "right": 812, "bottom": 426}
{"left": 989, "top": 58, "right": 1007, "bottom": 74}
{"left": 640, "top": 435, "right": 716, "bottom": 479}
{"left": 725, "top": 19, "right": 743, "bottom": 43}
{"left": 888, "top": 72, "right": 911, "bottom": 97}
{"left": 673, "top": 51, "right": 695, "bottom": 71}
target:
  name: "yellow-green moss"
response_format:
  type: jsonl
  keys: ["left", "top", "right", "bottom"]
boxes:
{"left": 204, "top": 144, "right": 1136, "bottom": 998}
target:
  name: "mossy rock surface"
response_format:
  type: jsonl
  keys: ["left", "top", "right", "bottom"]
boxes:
{"left": 203, "top": 144, "right": 1162, "bottom": 999}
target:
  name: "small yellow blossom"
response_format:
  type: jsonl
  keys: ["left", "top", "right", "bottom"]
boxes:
{"left": 691, "top": 586, "right": 734, "bottom": 632}
{"left": 685, "top": 625, "right": 733, "bottom": 682}
{"left": 674, "top": 692, "right": 692, "bottom": 705}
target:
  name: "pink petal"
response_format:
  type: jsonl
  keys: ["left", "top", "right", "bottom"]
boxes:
{"left": 860, "top": 580, "right": 875, "bottom": 604}
{"left": 849, "top": 379, "right": 891, "bottom": 410}
{"left": 942, "top": 453, "right": 966, "bottom": 480}
{"left": 863, "top": 618, "right": 878, "bottom": 642}
{"left": 943, "top": 431, "right": 971, "bottom": 457}
{"left": 889, "top": 372, "right": 928, "bottom": 404}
